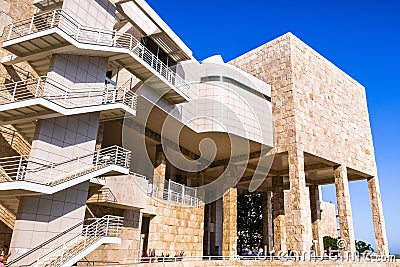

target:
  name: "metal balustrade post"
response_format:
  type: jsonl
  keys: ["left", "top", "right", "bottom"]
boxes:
{"left": 50, "top": 10, "right": 56, "bottom": 27}
{"left": 60, "top": 243, "right": 65, "bottom": 264}
{"left": 105, "top": 218, "right": 110, "bottom": 236}
{"left": 11, "top": 82, "right": 17, "bottom": 101}
{"left": 28, "top": 16, "right": 34, "bottom": 34}
{"left": 122, "top": 86, "right": 127, "bottom": 103}
{"left": 75, "top": 25, "right": 80, "bottom": 39}
{"left": 129, "top": 35, "right": 133, "bottom": 50}
{"left": 16, "top": 156, "right": 23, "bottom": 180}
{"left": 115, "top": 147, "right": 118, "bottom": 165}
{"left": 182, "top": 186, "right": 185, "bottom": 204}
{"left": 95, "top": 149, "right": 100, "bottom": 168}
{"left": 49, "top": 162, "right": 54, "bottom": 184}
{"left": 7, "top": 23, "right": 13, "bottom": 40}
{"left": 35, "top": 77, "right": 41, "bottom": 97}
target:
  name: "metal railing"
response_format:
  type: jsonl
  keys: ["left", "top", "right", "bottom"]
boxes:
{"left": 35, "top": 215, "right": 123, "bottom": 267}
{"left": 148, "top": 181, "right": 200, "bottom": 208}
{"left": 0, "top": 76, "right": 137, "bottom": 110}
{"left": 6, "top": 9, "right": 190, "bottom": 98}
{"left": 0, "top": 145, "right": 131, "bottom": 186}
{"left": 0, "top": 126, "right": 31, "bottom": 156}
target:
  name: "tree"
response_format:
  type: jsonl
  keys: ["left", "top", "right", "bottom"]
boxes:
{"left": 355, "top": 240, "right": 374, "bottom": 253}
{"left": 323, "top": 236, "right": 338, "bottom": 250}
{"left": 237, "top": 193, "right": 263, "bottom": 250}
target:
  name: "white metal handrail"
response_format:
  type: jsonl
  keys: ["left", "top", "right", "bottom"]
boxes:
{"left": 6, "top": 9, "right": 190, "bottom": 98}
{"left": 148, "top": 183, "right": 200, "bottom": 208}
{"left": 35, "top": 215, "right": 123, "bottom": 267}
{"left": 0, "top": 145, "right": 131, "bottom": 185}
{"left": 0, "top": 76, "right": 137, "bottom": 110}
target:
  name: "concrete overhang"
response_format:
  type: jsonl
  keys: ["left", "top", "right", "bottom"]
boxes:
{"left": 115, "top": 0, "right": 194, "bottom": 62}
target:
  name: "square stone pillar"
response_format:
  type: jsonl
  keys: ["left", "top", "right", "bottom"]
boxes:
{"left": 262, "top": 191, "right": 273, "bottom": 254}
{"left": 153, "top": 145, "right": 166, "bottom": 193}
{"left": 334, "top": 164, "right": 356, "bottom": 252}
{"left": 286, "top": 149, "right": 313, "bottom": 253}
{"left": 222, "top": 188, "right": 237, "bottom": 256}
{"left": 272, "top": 176, "right": 286, "bottom": 253}
{"left": 309, "top": 185, "right": 324, "bottom": 256}
{"left": 367, "top": 176, "right": 389, "bottom": 255}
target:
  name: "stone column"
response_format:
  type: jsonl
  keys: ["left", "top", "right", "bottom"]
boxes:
{"left": 334, "top": 164, "right": 356, "bottom": 252}
{"left": 367, "top": 176, "right": 389, "bottom": 255}
{"left": 153, "top": 145, "right": 166, "bottom": 193}
{"left": 309, "top": 185, "right": 324, "bottom": 256}
{"left": 272, "top": 176, "right": 286, "bottom": 253}
{"left": 286, "top": 149, "right": 313, "bottom": 253}
{"left": 222, "top": 188, "right": 237, "bottom": 256}
{"left": 262, "top": 191, "right": 273, "bottom": 254}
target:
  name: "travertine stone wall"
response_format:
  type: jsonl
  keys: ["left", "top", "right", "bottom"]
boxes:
{"left": 146, "top": 197, "right": 204, "bottom": 257}
{"left": 229, "top": 32, "right": 377, "bottom": 176}
{"left": 272, "top": 177, "right": 286, "bottom": 253}
{"left": 368, "top": 176, "right": 389, "bottom": 255}
{"left": 153, "top": 145, "right": 166, "bottom": 193}
{"left": 286, "top": 149, "right": 313, "bottom": 252}
{"left": 0, "top": 0, "right": 37, "bottom": 82}
{"left": 86, "top": 208, "right": 142, "bottom": 262}
{"left": 320, "top": 201, "right": 338, "bottom": 239}
{"left": 222, "top": 188, "right": 237, "bottom": 256}
{"left": 334, "top": 165, "right": 356, "bottom": 252}
{"left": 262, "top": 191, "right": 273, "bottom": 253}
{"left": 309, "top": 185, "right": 324, "bottom": 256}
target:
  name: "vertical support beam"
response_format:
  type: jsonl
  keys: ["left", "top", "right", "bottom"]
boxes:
{"left": 222, "top": 188, "right": 237, "bottom": 256}
{"left": 153, "top": 145, "right": 166, "bottom": 193}
{"left": 286, "top": 149, "right": 313, "bottom": 253}
{"left": 262, "top": 191, "right": 273, "bottom": 254}
{"left": 309, "top": 185, "right": 324, "bottom": 256}
{"left": 367, "top": 176, "right": 389, "bottom": 255}
{"left": 334, "top": 164, "right": 356, "bottom": 252}
{"left": 272, "top": 176, "right": 286, "bottom": 253}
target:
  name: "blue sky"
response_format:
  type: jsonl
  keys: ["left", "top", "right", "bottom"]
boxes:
{"left": 146, "top": 0, "right": 400, "bottom": 253}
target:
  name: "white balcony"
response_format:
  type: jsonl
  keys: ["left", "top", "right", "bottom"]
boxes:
{"left": 2, "top": 9, "right": 190, "bottom": 104}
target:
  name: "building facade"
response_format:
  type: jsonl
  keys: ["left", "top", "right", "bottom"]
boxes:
{"left": 0, "top": 0, "right": 388, "bottom": 266}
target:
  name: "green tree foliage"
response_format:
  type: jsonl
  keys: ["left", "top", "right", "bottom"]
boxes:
{"left": 355, "top": 240, "right": 374, "bottom": 253}
{"left": 323, "top": 236, "right": 338, "bottom": 250}
{"left": 237, "top": 193, "right": 263, "bottom": 250}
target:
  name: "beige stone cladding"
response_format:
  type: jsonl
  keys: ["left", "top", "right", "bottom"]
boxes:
{"left": 85, "top": 208, "right": 143, "bottom": 263}
{"left": 146, "top": 196, "right": 204, "bottom": 257}
{"left": 0, "top": 0, "right": 38, "bottom": 83}
{"left": 320, "top": 201, "right": 338, "bottom": 238}
{"left": 229, "top": 32, "right": 377, "bottom": 177}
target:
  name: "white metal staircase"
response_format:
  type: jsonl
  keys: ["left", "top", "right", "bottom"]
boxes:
{"left": 0, "top": 145, "right": 131, "bottom": 195}
{"left": 0, "top": 77, "right": 137, "bottom": 139}
{"left": 6, "top": 215, "right": 123, "bottom": 267}
{"left": 2, "top": 9, "right": 190, "bottom": 103}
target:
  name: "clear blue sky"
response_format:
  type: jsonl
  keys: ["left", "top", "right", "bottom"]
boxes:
{"left": 146, "top": 0, "right": 400, "bottom": 253}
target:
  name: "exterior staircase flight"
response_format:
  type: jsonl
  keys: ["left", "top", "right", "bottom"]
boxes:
{"left": 0, "top": 145, "right": 131, "bottom": 195}
{"left": 6, "top": 215, "right": 123, "bottom": 267}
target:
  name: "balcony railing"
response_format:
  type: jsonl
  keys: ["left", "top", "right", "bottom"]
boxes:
{"left": 35, "top": 215, "right": 123, "bottom": 267}
{"left": 148, "top": 180, "right": 200, "bottom": 208}
{"left": 0, "top": 76, "right": 137, "bottom": 110}
{"left": 6, "top": 9, "right": 190, "bottom": 98}
{"left": 0, "top": 145, "right": 131, "bottom": 186}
